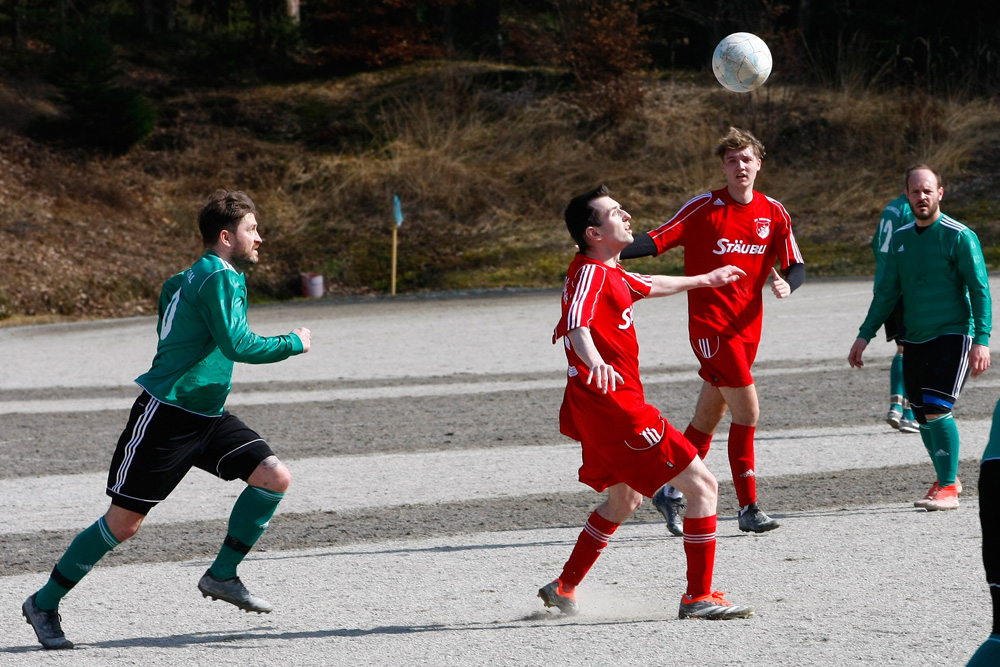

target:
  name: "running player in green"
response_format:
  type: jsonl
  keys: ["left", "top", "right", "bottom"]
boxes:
{"left": 872, "top": 194, "right": 919, "bottom": 433}
{"left": 22, "top": 190, "right": 312, "bottom": 650}
{"left": 849, "top": 165, "right": 991, "bottom": 511}
{"left": 966, "top": 399, "right": 1000, "bottom": 665}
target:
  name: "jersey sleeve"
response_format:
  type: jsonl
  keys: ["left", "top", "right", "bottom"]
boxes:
{"left": 553, "top": 263, "right": 607, "bottom": 341}
{"left": 647, "top": 193, "right": 711, "bottom": 255}
{"left": 621, "top": 269, "right": 653, "bottom": 302}
{"left": 771, "top": 200, "right": 804, "bottom": 270}
{"left": 956, "top": 229, "right": 992, "bottom": 345}
{"left": 858, "top": 247, "right": 902, "bottom": 341}
{"left": 199, "top": 271, "right": 305, "bottom": 363}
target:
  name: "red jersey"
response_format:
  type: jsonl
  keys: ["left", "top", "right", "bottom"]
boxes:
{"left": 553, "top": 254, "right": 659, "bottom": 443}
{"left": 553, "top": 253, "right": 652, "bottom": 388}
{"left": 649, "top": 188, "right": 803, "bottom": 342}
{"left": 553, "top": 254, "right": 696, "bottom": 495}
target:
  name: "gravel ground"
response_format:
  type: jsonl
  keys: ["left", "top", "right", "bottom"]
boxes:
{"left": 0, "top": 278, "right": 996, "bottom": 664}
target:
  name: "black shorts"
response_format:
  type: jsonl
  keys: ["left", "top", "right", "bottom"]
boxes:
{"left": 902, "top": 334, "right": 972, "bottom": 419}
{"left": 882, "top": 298, "right": 905, "bottom": 343}
{"left": 106, "top": 392, "right": 274, "bottom": 514}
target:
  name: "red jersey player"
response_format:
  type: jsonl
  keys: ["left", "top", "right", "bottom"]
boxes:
{"left": 621, "top": 127, "right": 805, "bottom": 535}
{"left": 539, "top": 184, "right": 754, "bottom": 620}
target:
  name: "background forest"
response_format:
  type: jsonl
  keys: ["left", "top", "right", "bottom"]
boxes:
{"left": 0, "top": 0, "right": 998, "bottom": 321}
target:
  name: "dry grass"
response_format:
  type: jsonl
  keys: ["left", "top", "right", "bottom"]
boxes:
{"left": 1, "top": 60, "right": 998, "bottom": 322}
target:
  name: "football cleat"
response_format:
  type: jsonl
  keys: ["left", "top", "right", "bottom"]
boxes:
{"left": 738, "top": 502, "right": 779, "bottom": 533}
{"left": 679, "top": 591, "right": 754, "bottom": 620}
{"left": 22, "top": 594, "right": 74, "bottom": 650}
{"left": 537, "top": 579, "right": 579, "bottom": 616}
{"left": 885, "top": 406, "right": 903, "bottom": 429}
{"left": 914, "top": 482, "right": 940, "bottom": 508}
{"left": 198, "top": 570, "right": 273, "bottom": 613}
{"left": 898, "top": 418, "right": 920, "bottom": 434}
{"left": 652, "top": 486, "right": 685, "bottom": 537}
{"left": 923, "top": 484, "right": 959, "bottom": 511}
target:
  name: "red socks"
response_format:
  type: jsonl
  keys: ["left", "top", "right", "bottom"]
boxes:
{"left": 684, "top": 424, "right": 713, "bottom": 459}
{"left": 683, "top": 514, "right": 717, "bottom": 599}
{"left": 728, "top": 423, "right": 757, "bottom": 506}
{"left": 559, "top": 510, "right": 620, "bottom": 589}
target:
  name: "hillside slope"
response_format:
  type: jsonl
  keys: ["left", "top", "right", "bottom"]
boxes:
{"left": 0, "top": 61, "right": 997, "bottom": 324}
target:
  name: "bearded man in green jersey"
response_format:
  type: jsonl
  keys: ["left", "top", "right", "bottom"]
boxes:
{"left": 849, "top": 165, "right": 991, "bottom": 511}
{"left": 22, "top": 190, "right": 312, "bottom": 650}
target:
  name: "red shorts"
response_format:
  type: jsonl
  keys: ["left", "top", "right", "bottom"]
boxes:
{"left": 690, "top": 336, "right": 758, "bottom": 388}
{"left": 559, "top": 381, "right": 698, "bottom": 497}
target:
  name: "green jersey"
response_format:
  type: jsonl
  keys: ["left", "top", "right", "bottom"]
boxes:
{"left": 858, "top": 213, "right": 991, "bottom": 345}
{"left": 135, "top": 250, "right": 305, "bottom": 416}
{"left": 871, "top": 194, "right": 913, "bottom": 289}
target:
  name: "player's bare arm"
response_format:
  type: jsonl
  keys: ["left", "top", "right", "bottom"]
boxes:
{"left": 647, "top": 265, "right": 746, "bottom": 298}
{"left": 971, "top": 344, "right": 991, "bottom": 377}
{"left": 848, "top": 337, "right": 868, "bottom": 368}
{"left": 293, "top": 327, "right": 312, "bottom": 353}
{"left": 566, "top": 327, "right": 624, "bottom": 393}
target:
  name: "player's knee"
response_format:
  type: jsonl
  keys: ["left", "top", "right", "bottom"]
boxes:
{"left": 249, "top": 456, "right": 291, "bottom": 493}
{"left": 104, "top": 511, "right": 144, "bottom": 542}
{"left": 688, "top": 468, "right": 718, "bottom": 503}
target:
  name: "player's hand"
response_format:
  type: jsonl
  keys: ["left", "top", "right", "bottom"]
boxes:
{"left": 586, "top": 363, "right": 624, "bottom": 394}
{"left": 847, "top": 338, "right": 867, "bottom": 368}
{"left": 971, "top": 344, "right": 990, "bottom": 377}
{"left": 705, "top": 265, "right": 747, "bottom": 287}
{"left": 293, "top": 327, "right": 312, "bottom": 352}
{"left": 769, "top": 267, "right": 791, "bottom": 298}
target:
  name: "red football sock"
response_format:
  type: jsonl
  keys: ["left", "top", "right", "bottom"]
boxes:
{"left": 683, "top": 514, "right": 717, "bottom": 599}
{"left": 728, "top": 423, "right": 757, "bottom": 506}
{"left": 559, "top": 510, "right": 620, "bottom": 589}
{"left": 684, "top": 424, "right": 714, "bottom": 459}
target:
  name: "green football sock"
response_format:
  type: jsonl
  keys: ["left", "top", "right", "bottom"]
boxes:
{"left": 35, "top": 517, "right": 120, "bottom": 610}
{"left": 918, "top": 423, "right": 934, "bottom": 459}
{"left": 889, "top": 354, "right": 905, "bottom": 406}
{"left": 926, "top": 413, "right": 960, "bottom": 485}
{"left": 209, "top": 486, "right": 284, "bottom": 580}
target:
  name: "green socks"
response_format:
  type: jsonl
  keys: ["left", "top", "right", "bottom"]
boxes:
{"left": 925, "top": 413, "right": 960, "bottom": 485}
{"left": 890, "top": 354, "right": 905, "bottom": 404}
{"left": 35, "top": 517, "right": 120, "bottom": 610}
{"left": 209, "top": 485, "right": 284, "bottom": 580}
{"left": 890, "top": 354, "right": 916, "bottom": 420}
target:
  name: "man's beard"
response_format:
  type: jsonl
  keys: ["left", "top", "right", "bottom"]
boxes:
{"left": 231, "top": 250, "right": 258, "bottom": 271}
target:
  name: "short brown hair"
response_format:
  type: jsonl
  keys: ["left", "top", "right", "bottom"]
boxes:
{"left": 714, "top": 126, "right": 766, "bottom": 160}
{"left": 198, "top": 190, "right": 257, "bottom": 246}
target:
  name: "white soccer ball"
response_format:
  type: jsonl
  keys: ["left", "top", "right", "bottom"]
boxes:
{"left": 712, "top": 32, "right": 772, "bottom": 93}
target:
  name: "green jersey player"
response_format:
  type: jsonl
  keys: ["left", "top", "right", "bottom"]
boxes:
{"left": 872, "top": 194, "right": 918, "bottom": 433}
{"left": 849, "top": 165, "right": 991, "bottom": 511}
{"left": 22, "top": 190, "right": 312, "bottom": 650}
{"left": 966, "top": 399, "right": 1000, "bottom": 665}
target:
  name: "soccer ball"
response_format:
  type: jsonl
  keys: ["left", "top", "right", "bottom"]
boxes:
{"left": 712, "top": 33, "right": 772, "bottom": 93}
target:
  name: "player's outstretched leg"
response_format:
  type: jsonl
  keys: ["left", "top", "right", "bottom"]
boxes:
{"left": 538, "top": 488, "right": 634, "bottom": 616}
